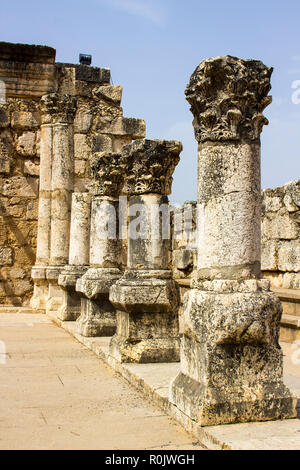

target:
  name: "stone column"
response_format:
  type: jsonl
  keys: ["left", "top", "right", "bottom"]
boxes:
{"left": 57, "top": 192, "right": 91, "bottom": 321}
{"left": 45, "top": 94, "right": 77, "bottom": 313}
{"left": 170, "top": 56, "right": 297, "bottom": 425}
{"left": 109, "top": 139, "right": 182, "bottom": 363}
{"left": 30, "top": 97, "right": 53, "bottom": 309}
{"left": 75, "top": 152, "right": 125, "bottom": 336}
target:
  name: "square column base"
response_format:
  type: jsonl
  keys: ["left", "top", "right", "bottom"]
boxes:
{"left": 30, "top": 267, "right": 48, "bottom": 310}
{"left": 170, "top": 283, "right": 297, "bottom": 426}
{"left": 109, "top": 277, "right": 180, "bottom": 363}
{"left": 46, "top": 267, "right": 64, "bottom": 314}
{"left": 57, "top": 288, "right": 82, "bottom": 321}
{"left": 76, "top": 296, "right": 116, "bottom": 337}
{"left": 57, "top": 266, "right": 88, "bottom": 321}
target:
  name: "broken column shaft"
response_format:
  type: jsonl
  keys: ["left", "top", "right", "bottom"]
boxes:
{"left": 109, "top": 139, "right": 182, "bottom": 363}
{"left": 57, "top": 192, "right": 91, "bottom": 321}
{"left": 170, "top": 56, "right": 297, "bottom": 425}
{"left": 75, "top": 152, "right": 125, "bottom": 336}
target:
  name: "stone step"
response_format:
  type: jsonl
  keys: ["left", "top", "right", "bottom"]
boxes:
{"left": 273, "top": 288, "right": 300, "bottom": 318}
{"left": 0, "top": 306, "right": 45, "bottom": 314}
{"left": 280, "top": 314, "right": 300, "bottom": 343}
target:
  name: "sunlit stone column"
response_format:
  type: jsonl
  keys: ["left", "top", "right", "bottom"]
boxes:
{"left": 170, "top": 56, "right": 297, "bottom": 425}
{"left": 30, "top": 97, "right": 53, "bottom": 309}
{"left": 109, "top": 139, "right": 182, "bottom": 363}
{"left": 45, "top": 94, "right": 77, "bottom": 313}
{"left": 76, "top": 152, "right": 125, "bottom": 336}
{"left": 57, "top": 192, "right": 91, "bottom": 321}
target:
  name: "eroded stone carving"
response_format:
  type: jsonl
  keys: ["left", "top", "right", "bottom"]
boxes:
{"left": 90, "top": 151, "right": 126, "bottom": 196}
{"left": 40, "top": 93, "right": 77, "bottom": 125}
{"left": 123, "top": 139, "right": 181, "bottom": 195}
{"left": 186, "top": 55, "right": 273, "bottom": 142}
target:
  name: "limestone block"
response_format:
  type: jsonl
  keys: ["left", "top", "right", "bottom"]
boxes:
{"left": 282, "top": 272, "right": 300, "bottom": 289}
{"left": 93, "top": 85, "right": 123, "bottom": 104}
{"left": 68, "top": 192, "right": 91, "bottom": 266}
{"left": 110, "top": 278, "right": 179, "bottom": 314}
{"left": 76, "top": 296, "right": 116, "bottom": 337}
{"left": 26, "top": 199, "right": 38, "bottom": 220}
{"left": 277, "top": 241, "right": 300, "bottom": 272}
{"left": 74, "top": 133, "right": 90, "bottom": 160}
{"left": 0, "top": 156, "right": 9, "bottom": 174}
{"left": 285, "top": 180, "right": 300, "bottom": 207}
{"left": 76, "top": 268, "right": 121, "bottom": 299}
{"left": 75, "top": 65, "right": 110, "bottom": 84}
{"left": 24, "top": 160, "right": 39, "bottom": 176}
{"left": 11, "top": 111, "right": 40, "bottom": 128}
{"left": 13, "top": 279, "right": 32, "bottom": 296}
{"left": 3, "top": 176, "right": 38, "bottom": 198}
{"left": 263, "top": 195, "right": 283, "bottom": 212}
{"left": 170, "top": 286, "right": 297, "bottom": 426}
{"left": 0, "top": 247, "right": 13, "bottom": 265}
{"left": 74, "top": 110, "right": 92, "bottom": 133}
{"left": 96, "top": 116, "right": 145, "bottom": 139}
{"left": 261, "top": 240, "right": 277, "bottom": 270}
{"left": 283, "top": 194, "right": 298, "bottom": 212}
{"left": 74, "top": 177, "right": 93, "bottom": 193}
{"left": 261, "top": 214, "right": 298, "bottom": 240}
{"left": 173, "top": 249, "right": 193, "bottom": 271}
{"left": 92, "top": 135, "right": 112, "bottom": 153}
{"left": 16, "top": 132, "right": 36, "bottom": 156}
{"left": 112, "top": 136, "right": 132, "bottom": 152}
{"left": 0, "top": 139, "right": 10, "bottom": 174}
{"left": 0, "top": 108, "right": 9, "bottom": 127}
{"left": 74, "top": 159, "right": 86, "bottom": 177}
{"left": 5, "top": 266, "right": 26, "bottom": 279}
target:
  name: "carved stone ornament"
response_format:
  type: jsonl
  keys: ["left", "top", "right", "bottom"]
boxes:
{"left": 185, "top": 55, "right": 273, "bottom": 142}
{"left": 40, "top": 93, "right": 77, "bottom": 125}
{"left": 123, "top": 139, "right": 182, "bottom": 196}
{"left": 90, "top": 151, "right": 126, "bottom": 197}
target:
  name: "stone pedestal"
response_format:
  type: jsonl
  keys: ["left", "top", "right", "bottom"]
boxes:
{"left": 170, "top": 56, "right": 297, "bottom": 425}
{"left": 76, "top": 152, "right": 125, "bottom": 336}
{"left": 58, "top": 192, "right": 91, "bottom": 321}
{"left": 109, "top": 139, "right": 182, "bottom": 363}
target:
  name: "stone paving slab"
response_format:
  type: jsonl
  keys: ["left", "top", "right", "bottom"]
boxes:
{"left": 0, "top": 313, "right": 205, "bottom": 450}
{"left": 48, "top": 312, "right": 300, "bottom": 450}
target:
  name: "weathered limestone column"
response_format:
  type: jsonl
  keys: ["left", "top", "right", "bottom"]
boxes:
{"left": 57, "top": 192, "right": 91, "bottom": 321}
{"left": 45, "top": 94, "right": 77, "bottom": 312}
{"left": 109, "top": 139, "right": 182, "bottom": 363}
{"left": 75, "top": 152, "right": 125, "bottom": 336}
{"left": 30, "top": 96, "right": 53, "bottom": 309}
{"left": 170, "top": 56, "right": 297, "bottom": 425}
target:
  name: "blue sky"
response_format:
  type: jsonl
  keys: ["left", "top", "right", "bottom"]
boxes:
{"left": 1, "top": 0, "right": 300, "bottom": 203}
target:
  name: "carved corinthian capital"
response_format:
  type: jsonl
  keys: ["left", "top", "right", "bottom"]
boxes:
{"left": 90, "top": 152, "right": 126, "bottom": 197}
{"left": 123, "top": 139, "right": 182, "bottom": 196}
{"left": 40, "top": 93, "right": 77, "bottom": 125}
{"left": 186, "top": 56, "right": 273, "bottom": 142}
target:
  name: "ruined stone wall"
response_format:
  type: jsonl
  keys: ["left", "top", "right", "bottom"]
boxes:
{"left": 261, "top": 180, "right": 300, "bottom": 289}
{"left": 171, "top": 181, "right": 300, "bottom": 290}
{"left": 0, "top": 43, "right": 55, "bottom": 305}
{"left": 0, "top": 97, "right": 40, "bottom": 305}
{"left": 0, "top": 42, "right": 145, "bottom": 306}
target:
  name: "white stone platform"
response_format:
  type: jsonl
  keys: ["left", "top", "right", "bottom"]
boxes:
{"left": 47, "top": 311, "right": 300, "bottom": 450}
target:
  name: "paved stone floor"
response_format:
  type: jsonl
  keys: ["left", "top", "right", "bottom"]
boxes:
{"left": 0, "top": 314, "right": 205, "bottom": 450}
